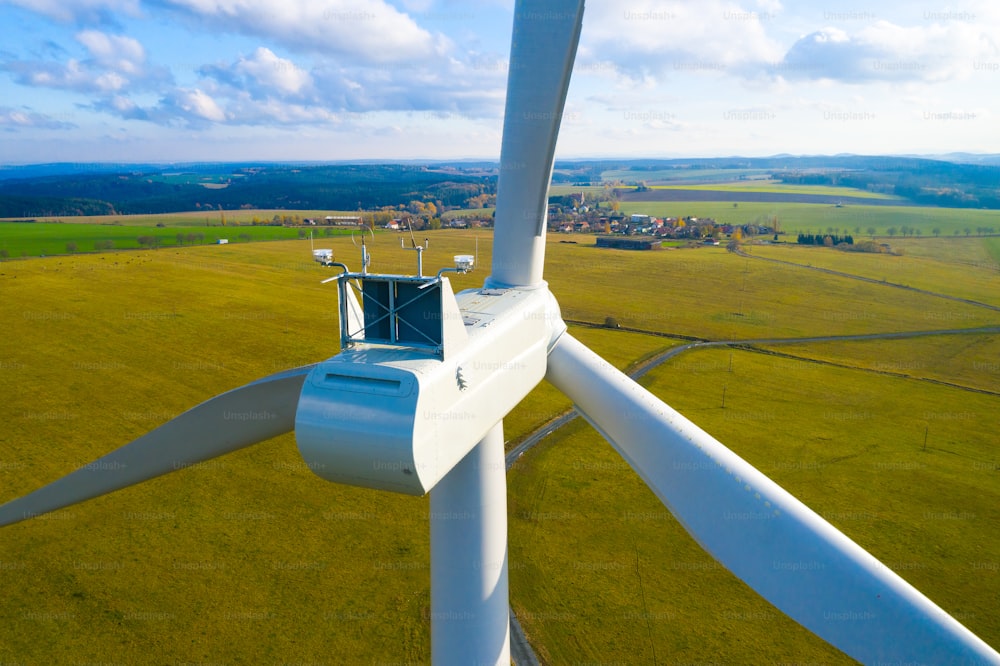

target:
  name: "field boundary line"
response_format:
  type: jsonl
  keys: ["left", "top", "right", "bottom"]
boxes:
{"left": 732, "top": 246, "right": 1000, "bottom": 313}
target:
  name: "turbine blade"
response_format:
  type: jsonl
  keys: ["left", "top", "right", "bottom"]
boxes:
{"left": 0, "top": 364, "right": 315, "bottom": 527}
{"left": 545, "top": 333, "right": 999, "bottom": 664}
{"left": 489, "top": 0, "right": 584, "bottom": 288}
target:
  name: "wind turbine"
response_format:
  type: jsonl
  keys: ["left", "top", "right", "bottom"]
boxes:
{"left": 2, "top": 1, "right": 999, "bottom": 664}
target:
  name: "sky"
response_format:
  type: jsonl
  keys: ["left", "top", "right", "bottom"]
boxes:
{"left": 0, "top": 0, "right": 998, "bottom": 164}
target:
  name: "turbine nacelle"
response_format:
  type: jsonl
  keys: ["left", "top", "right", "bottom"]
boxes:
{"left": 297, "top": 267, "right": 564, "bottom": 495}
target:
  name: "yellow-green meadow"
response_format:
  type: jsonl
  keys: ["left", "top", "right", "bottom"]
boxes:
{"left": 1, "top": 229, "right": 997, "bottom": 663}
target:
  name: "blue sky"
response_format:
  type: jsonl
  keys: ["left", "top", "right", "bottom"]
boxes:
{"left": 0, "top": 0, "right": 998, "bottom": 163}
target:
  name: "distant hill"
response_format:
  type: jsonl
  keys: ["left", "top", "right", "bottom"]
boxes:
{"left": 1, "top": 155, "right": 998, "bottom": 217}
{"left": 0, "top": 163, "right": 494, "bottom": 217}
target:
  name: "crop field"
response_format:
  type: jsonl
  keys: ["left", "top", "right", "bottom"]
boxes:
{"left": 1, "top": 230, "right": 998, "bottom": 663}
{"left": 3, "top": 209, "right": 363, "bottom": 227}
{"left": 617, "top": 199, "right": 1000, "bottom": 237}
{"left": 600, "top": 167, "right": 776, "bottom": 183}
{"left": 509, "top": 345, "right": 999, "bottom": 663}
{"left": 649, "top": 181, "right": 901, "bottom": 200}
{"left": 0, "top": 220, "right": 357, "bottom": 257}
{"left": 545, "top": 235, "right": 997, "bottom": 337}
{"left": 748, "top": 239, "right": 1000, "bottom": 308}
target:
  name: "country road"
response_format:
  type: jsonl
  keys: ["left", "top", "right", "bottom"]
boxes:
{"left": 504, "top": 322, "right": 1000, "bottom": 665}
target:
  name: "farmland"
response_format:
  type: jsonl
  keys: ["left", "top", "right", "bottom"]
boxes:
{"left": 0, "top": 220, "right": 360, "bottom": 257}
{"left": 1, "top": 228, "right": 998, "bottom": 663}
{"left": 649, "top": 181, "right": 900, "bottom": 200}
{"left": 617, "top": 199, "right": 1000, "bottom": 237}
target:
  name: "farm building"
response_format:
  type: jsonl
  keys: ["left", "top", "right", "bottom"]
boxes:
{"left": 595, "top": 236, "right": 662, "bottom": 251}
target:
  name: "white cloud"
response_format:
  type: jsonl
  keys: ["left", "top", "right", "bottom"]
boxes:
{"left": 2, "top": 29, "right": 165, "bottom": 93}
{"left": 0, "top": 105, "right": 75, "bottom": 129}
{"left": 156, "top": 0, "right": 449, "bottom": 64}
{"left": 777, "top": 17, "right": 1000, "bottom": 83}
{"left": 2, "top": 0, "right": 141, "bottom": 24}
{"left": 76, "top": 30, "right": 145, "bottom": 73}
{"left": 232, "top": 47, "right": 311, "bottom": 95}
{"left": 161, "top": 87, "right": 226, "bottom": 122}
{"left": 580, "top": 0, "right": 785, "bottom": 78}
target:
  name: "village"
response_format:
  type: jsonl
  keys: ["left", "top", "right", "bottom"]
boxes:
{"left": 545, "top": 194, "right": 778, "bottom": 248}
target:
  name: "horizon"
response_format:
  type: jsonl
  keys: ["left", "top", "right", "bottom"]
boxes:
{"left": 1, "top": 1, "right": 998, "bottom": 163}
{"left": 3, "top": 150, "right": 1000, "bottom": 170}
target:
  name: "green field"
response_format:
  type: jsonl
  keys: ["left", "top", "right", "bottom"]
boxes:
{"left": 600, "top": 167, "right": 776, "bottom": 183}
{"left": 1, "top": 230, "right": 998, "bottom": 663}
{"left": 545, "top": 234, "right": 998, "bottom": 337}
{"left": 441, "top": 206, "right": 493, "bottom": 221}
{"left": 3, "top": 209, "right": 364, "bottom": 227}
{"left": 510, "top": 345, "right": 999, "bottom": 663}
{"left": 617, "top": 199, "right": 1000, "bottom": 237}
{"left": 0, "top": 221, "right": 359, "bottom": 257}
{"left": 749, "top": 239, "right": 1000, "bottom": 308}
{"left": 650, "top": 180, "right": 901, "bottom": 200}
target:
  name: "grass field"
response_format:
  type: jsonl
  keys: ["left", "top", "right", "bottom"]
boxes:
{"left": 649, "top": 180, "right": 901, "bottom": 200}
{"left": 509, "top": 345, "right": 999, "bottom": 663}
{"left": 617, "top": 199, "right": 1000, "bottom": 237}
{"left": 600, "top": 167, "right": 775, "bottom": 183}
{"left": 3, "top": 209, "right": 364, "bottom": 226}
{"left": 748, "top": 239, "right": 1000, "bottom": 308}
{"left": 1, "top": 231, "right": 998, "bottom": 663}
{"left": 544, "top": 234, "right": 998, "bottom": 338}
{"left": 0, "top": 221, "right": 358, "bottom": 257}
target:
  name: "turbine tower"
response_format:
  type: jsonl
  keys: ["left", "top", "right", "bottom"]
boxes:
{"left": 2, "top": 1, "right": 999, "bottom": 664}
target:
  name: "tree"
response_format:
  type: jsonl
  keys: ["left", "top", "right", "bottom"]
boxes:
{"left": 932, "top": 227, "right": 941, "bottom": 237}
{"left": 176, "top": 233, "right": 186, "bottom": 245}
{"left": 66, "top": 242, "right": 78, "bottom": 253}
{"left": 867, "top": 227, "right": 876, "bottom": 238}
{"left": 887, "top": 227, "right": 897, "bottom": 237}
{"left": 428, "top": 218, "right": 443, "bottom": 230}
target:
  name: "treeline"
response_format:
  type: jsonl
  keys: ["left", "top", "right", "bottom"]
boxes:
{"left": 0, "top": 164, "right": 494, "bottom": 217}
{"left": 779, "top": 158, "right": 1000, "bottom": 209}
{"left": 0, "top": 194, "right": 117, "bottom": 217}
{"left": 798, "top": 233, "right": 854, "bottom": 246}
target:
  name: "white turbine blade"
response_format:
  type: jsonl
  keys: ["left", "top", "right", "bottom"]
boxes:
{"left": 545, "top": 332, "right": 999, "bottom": 664}
{"left": 489, "top": 0, "right": 584, "bottom": 288}
{"left": 0, "top": 364, "right": 315, "bottom": 527}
